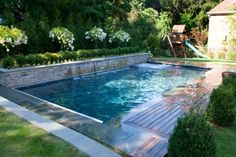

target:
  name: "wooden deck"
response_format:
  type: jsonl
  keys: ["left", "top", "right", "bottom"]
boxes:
{"left": 124, "top": 86, "right": 211, "bottom": 135}
{"left": 121, "top": 60, "right": 234, "bottom": 157}
{"left": 123, "top": 84, "right": 213, "bottom": 157}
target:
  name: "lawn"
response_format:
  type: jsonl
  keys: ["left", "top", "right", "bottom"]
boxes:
{"left": 215, "top": 122, "right": 236, "bottom": 157}
{"left": 0, "top": 107, "right": 88, "bottom": 157}
{"left": 153, "top": 57, "right": 236, "bottom": 66}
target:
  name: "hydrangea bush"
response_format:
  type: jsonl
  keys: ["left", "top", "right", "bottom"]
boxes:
{"left": 85, "top": 27, "right": 107, "bottom": 42}
{"left": 49, "top": 27, "right": 75, "bottom": 50}
{"left": 0, "top": 25, "right": 28, "bottom": 53}
{"left": 109, "top": 30, "right": 130, "bottom": 43}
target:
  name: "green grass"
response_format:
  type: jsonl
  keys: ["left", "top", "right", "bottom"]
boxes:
{"left": 0, "top": 107, "right": 88, "bottom": 157}
{"left": 153, "top": 57, "right": 236, "bottom": 66}
{"left": 215, "top": 122, "right": 236, "bottom": 157}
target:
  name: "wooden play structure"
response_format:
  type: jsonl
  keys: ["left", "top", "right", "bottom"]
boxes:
{"left": 167, "top": 24, "right": 208, "bottom": 59}
{"left": 167, "top": 25, "right": 188, "bottom": 57}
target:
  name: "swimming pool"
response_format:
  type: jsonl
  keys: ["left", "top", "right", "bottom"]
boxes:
{"left": 19, "top": 63, "right": 207, "bottom": 124}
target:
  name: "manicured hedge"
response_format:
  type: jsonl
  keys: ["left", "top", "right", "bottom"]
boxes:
{"left": 2, "top": 47, "right": 142, "bottom": 68}
{"left": 168, "top": 111, "right": 216, "bottom": 157}
{"left": 207, "top": 77, "right": 236, "bottom": 127}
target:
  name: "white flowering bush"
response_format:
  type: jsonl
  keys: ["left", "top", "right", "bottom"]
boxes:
{"left": 109, "top": 30, "right": 130, "bottom": 43}
{"left": 85, "top": 27, "right": 107, "bottom": 42}
{"left": 49, "top": 27, "right": 75, "bottom": 50}
{"left": 0, "top": 25, "right": 28, "bottom": 52}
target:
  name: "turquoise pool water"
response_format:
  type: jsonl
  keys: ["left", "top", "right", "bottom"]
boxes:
{"left": 19, "top": 63, "right": 207, "bottom": 123}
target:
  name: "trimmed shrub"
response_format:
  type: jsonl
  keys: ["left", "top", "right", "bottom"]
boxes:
{"left": 61, "top": 51, "right": 76, "bottom": 61}
{"left": 168, "top": 111, "right": 216, "bottom": 157}
{"left": 15, "top": 55, "right": 27, "bottom": 67}
{"left": 26, "top": 54, "right": 37, "bottom": 66}
{"left": 3, "top": 56, "right": 15, "bottom": 68}
{"left": 45, "top": 53, "right": 61, "bottom": 64}
{"left": 45, "top": 53, "right": 59, "bottom": 63}
{"left": 36, "top": 54, "right": 48, "bottom": 65}
{"left": 70, "top": 51, "right": 78, "bottom": 61}
{"left": 1, "top": 47, "right": 142, "bottom": 68}
{"left": 222, "top": 77, "right": 236, "bottom": 94}
{"left": 207, "top": 78, "right": 236, "bottom": 127}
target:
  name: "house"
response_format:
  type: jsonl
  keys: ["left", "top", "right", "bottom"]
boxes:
{"left": 207, "top": 0, "right": 236, "bottom": 55}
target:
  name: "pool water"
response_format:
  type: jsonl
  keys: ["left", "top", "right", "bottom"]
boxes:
{"left": 19, "top": 63, "right": 207, "bottom": 123}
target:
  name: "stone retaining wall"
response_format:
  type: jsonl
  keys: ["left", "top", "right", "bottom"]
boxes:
{"left": 0, "top": 53, "right": 150, "bottom": 88}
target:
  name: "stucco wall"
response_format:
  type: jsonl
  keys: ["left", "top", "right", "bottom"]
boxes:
{"left": 0, "top": 53, "right": 150, "bottom": 88}
{"left": 207, "top": 15, "right": 232, "bottom": 54}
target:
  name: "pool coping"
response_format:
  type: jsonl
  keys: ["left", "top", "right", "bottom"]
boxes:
{"left": 14, "top": 87, "right": 103, "bottom": 123}
{"left": 0, "top": 96, "right": 121, "bottom": 157}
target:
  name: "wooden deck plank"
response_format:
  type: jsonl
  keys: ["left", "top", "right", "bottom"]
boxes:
{"left": 125, "top": 103, "right": 161, "bottom": 122}
{"left": 132, "top": 137, "right": 161, "bottom": 157}
{"left": 151, "top": 108, "right": 183, "bottom": 133}
{"left": 162, "top": 118, "right": 180, "bottom": 135}
{"left": 145, "top": 105, "right": 181, "bottom": 129}
{"left": 129, "top": 102, "right": 166, "bottom": 124}
{"left": 141, "top": 137, "right": 161, "bottom": 153}
{"left": 157, "top": 110, "right": 184, "bottom": 134}
{"left": 135, "top": 105, "right": 170, "bottom": 126}
{"left": 147, "top": 140, "right": 168, "bottom": 157}
{"left": 153, "top": 144, "right": 168, "bottom": 157}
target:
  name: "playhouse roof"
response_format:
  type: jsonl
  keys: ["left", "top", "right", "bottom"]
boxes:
{"left": 172, "top": 25, "right": 186, "bottom": 34}
{"left": 208, "top": 0, "right": 236, "bottom": 15}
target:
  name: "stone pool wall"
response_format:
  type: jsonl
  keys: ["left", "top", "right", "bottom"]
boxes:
{"left": 0, "top": 53, "right": 150, "bottom": 88}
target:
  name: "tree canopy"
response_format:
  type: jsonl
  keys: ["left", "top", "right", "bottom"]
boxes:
{"left": 0, "top": 0, "right": 223, "bottom": 56}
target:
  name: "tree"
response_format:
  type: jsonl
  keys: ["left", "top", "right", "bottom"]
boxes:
{"left": 145, "top": 0, "right": 223, "bottom": 30}
{"left": 0, "top": 0, "right": 132, "bottom": 54}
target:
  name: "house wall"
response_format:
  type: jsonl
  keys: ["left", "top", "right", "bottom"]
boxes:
{"left": 0, "top": 53, "right": 150, "bottom": 88}
{"left": 207, "top": 15, "right": 232, "bottom": 55}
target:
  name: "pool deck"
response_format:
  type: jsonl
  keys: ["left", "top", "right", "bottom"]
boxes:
{"left": 1, "top": 59, "right": 236, "bottom": 157}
